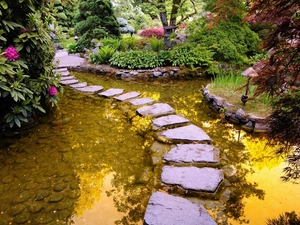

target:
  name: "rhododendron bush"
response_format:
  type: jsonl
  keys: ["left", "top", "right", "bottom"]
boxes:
{"left": 0, "top": 0, "right": 63, "bottom": 128}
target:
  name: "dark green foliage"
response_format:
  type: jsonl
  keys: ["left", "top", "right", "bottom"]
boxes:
{"left": 189, "top": 21, "right": 261, "bottom": 65}
{"left": 267, "top": 89, "right": 300, "bottom": 146}
{"left": 0, "top": 0, "right": 63, "bottom": 128}
{"left": 74, "top": 0, "right": 121, "bottom": 52}
{"left": 169, "top": 44, "right": 218, "bottom": 74}
{"left": 89, "top": 46, "right": 116, "bottom": 64}
{"left": 109, "top": 50, "right": 165, "bottom": 69}
{"left": 266, "top": 211, "right": 300, "bottom": 225}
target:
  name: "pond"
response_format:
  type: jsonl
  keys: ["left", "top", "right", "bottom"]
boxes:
{"left": 0, "top": 72, "right": 299, "bottom": 225}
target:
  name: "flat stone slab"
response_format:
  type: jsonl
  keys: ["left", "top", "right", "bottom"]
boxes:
{"left": 60, "top": 79, "right": 78, "bottom": 85}
{"left": 98, "top": 88, "right": 124, "bottom": 97}
{"left": 53, "top": 68, "right": 68, "bottom": 73}
{"left": 152, "top": 115, "right": 189, "bottom": 128}
{"left": 129, "top": 98, "right": 155, "bottom": 106}
{"left": 70, "top": 82, "right": 87, "bottom": 88}
{"left": 114, "top": 91, "right": 140, "bottom": 101}
{"left": 144, "top": 192, "right": 217, "bottom": 225}
{"left": 158, "top": 124, "right": 211, "bottom": 142}
{"left": 60, "top": 71, "right": 70, "bottom": 76}
{"left": 75, "top": 85, "right": 103, "bottom": 93}
{"left": 137, "top": 103, "right": 174, "bottom": 117}
{"left": 60, "top": 76, "right": 75, "bottom": 81}
{"left": 161, "top": 166, "right": 223, "bottom": 192}
{"left": 164, "top": 144, "right": 220, "bottom": 164}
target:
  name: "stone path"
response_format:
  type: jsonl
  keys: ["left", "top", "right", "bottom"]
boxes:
{"left": 54, "top": 64, "right": 223, "bottom": 225}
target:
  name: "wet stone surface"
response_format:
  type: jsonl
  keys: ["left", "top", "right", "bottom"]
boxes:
{"left": 114, "top": 91, "right": 141, "bottom": 101}
{"left": 144, "top": 192, "right": 217, "bottom": 225}
{"left": 60, "top": 79, "right": 78, "bottom": 85}
{"left": 161, "top": 166, "right": 223, "bottom": 192}
{"left": 129, "top": 97, "right": 155, "bottom": 106}
{"left": 137, "top": 103, "right": 175, "bottom": 117}
{"left": 158, "top": 124, "right": 212, "bottom": 143}
{"left": 152, "top": 115, "right": 189, "bottom": 129}
{"left": 163, "top": 144, "right": 220, "bottom": 164}
{"left": 75, "top": 85, "right": 103, "bottom": 93}
{"left": 70, "top": 82, "right": 87, "bottom": 88}
{"left": 98, "top": 88, "right": 124, "bottom": 97}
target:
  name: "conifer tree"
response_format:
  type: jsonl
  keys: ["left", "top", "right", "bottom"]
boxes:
{"left": 74, "top": 0, "right": 121, "bottom": 51}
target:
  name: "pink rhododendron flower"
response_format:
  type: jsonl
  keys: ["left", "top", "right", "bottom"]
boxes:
{"left": 4, "top": 46, "right": 20, "bottom": 61}
{"left": 48, "top": 86, "right": 58, "bottom": 96}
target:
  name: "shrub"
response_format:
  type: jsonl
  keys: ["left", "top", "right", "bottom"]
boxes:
{"left": 99, "top": 38, "right": 123, "bottom": 50}
{"left": 147, "top": 37, "right": 164, "bottom": 52}
{"left": 139, "top": 28, "right": 164, "bottom": 38}
{"left": 89, "top": 46, "right": 116, "bottom": 64}
{"left": 188, "top": 21, "right": 261, "bottom": 65}
{"left": 0, "top": 1, "right": 63, "bottom": 128}
{"left": 109, "top": 50, "right": 165, "bottom": 69}
{"left": 169, "top": 44, "right": 216, "bottom": 72}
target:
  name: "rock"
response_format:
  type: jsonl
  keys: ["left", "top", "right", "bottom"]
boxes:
{"left": 60, "top": 76, "right": 75, "bottom": 81}
{"left": 161, "top": 166, "right": 223, "bottom": 192}
{"left": 60, "top": 79, "right": 78, "bottom": 85}
{"left": 70, "top": 82, "right": 87, "bottom": 88}
{"left": 144, "top": 192, "right": 217, "bottom": 225}
{"left": 8, "top": 205, "right": 27, "bottom": 216}
{"left": 53, "top": 182, "right": 67, "bottom": 192}
{"left": 35, "top": 190, "right": 50, "bottom": 201}
{"left": 48, "top": 193, "right": 64, "bottom": 202}
{"left": 153, "top": 71, "right": 162, "bottom": 77}
{"left": 14, "top": 213, "right": 30, "bottom": 224}
{"left": 114, "top": 91, "right": 141, "bottom": 101}
{"left": 137, "top": 103, "right": 175, "bottom": 117}
{"left": 98, "top": 88, "right": 124, "bottom": 97}
{"left": 158, "top": 124, "right": 211, "bottom": 143}
{"left": 235, "top": 108, "right": 246, "bottom": 120}
{"left": 75, "top": 85, "right": 103, "bottom": 93}
{"left": 163, "top": 144, "right": 220, "bottom": 164}
{"left": 29, "top": 202, "right": 44, "bottom": 213}
{"left": 222, "top": 165, "right": 237, "bottom": 181}
{"left": 152, "top": 115, "right": 189, "bottom": 129}
{"left": 212, "top": 96, "right": 224, "bottom": 106}
{"left": 129, "top": 98, "right": 155, "bottom": 106}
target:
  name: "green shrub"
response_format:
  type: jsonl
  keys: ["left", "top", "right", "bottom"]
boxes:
{"left": 99, "top": 38, "right": 123, "bottom": 50}
{"left": 169, "top": 44, "right": 216, "bottom": 72}
{"left": 188, "top": 21, "right": 261, "bottom": 65}
{"left": 89, "top": 46, "right": 116, "bottom": 64}
{"left": 67, "top": 43, "right": 78, "bottom": 54}
{"left": 147, "top": 37, "right": 164, "bottom": 52}
{"left": 109, "top": 50, "right": 165, "bottom": 69}
{"left": 0, "top": 2, "right": 63, "bottom": 128}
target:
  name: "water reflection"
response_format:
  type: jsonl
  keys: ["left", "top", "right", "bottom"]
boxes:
{"left": 0, "top": 72, "right": 299, "bottom": 225}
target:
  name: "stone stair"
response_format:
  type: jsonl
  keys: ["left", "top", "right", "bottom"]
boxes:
{"left": 54, "top": 67, "right": 223, "bottom": 225}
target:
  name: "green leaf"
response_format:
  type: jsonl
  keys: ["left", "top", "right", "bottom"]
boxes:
{"left": 0, "top": 1, "right": 8, "bottom": 9}
{"left": 14, "top": 117, "right": 21, "bottom": 127}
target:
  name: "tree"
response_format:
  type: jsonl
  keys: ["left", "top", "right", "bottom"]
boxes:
{"left": 134, "top": 0, "right": 204, "bottom": 46}
{"left": 74, "top": 0, "right": 121, "bottom": 51}
{"left": 247, "top": 0, "right": 300, "bottom": 147}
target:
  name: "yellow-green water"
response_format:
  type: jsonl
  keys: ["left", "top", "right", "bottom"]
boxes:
{"left": 0, "top": 72, "right": 299, "bottom": 225}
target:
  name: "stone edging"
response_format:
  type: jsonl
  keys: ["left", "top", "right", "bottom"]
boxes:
{"left": 201, "top": 85, "right": 268, "bottom": 132}
{"left": 66, "top": 63, "right": 196, "bottom": 81}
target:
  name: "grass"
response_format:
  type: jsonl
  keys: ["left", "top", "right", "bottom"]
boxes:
{"left": 208, "top": 68, "right": 272, "bottom": 117}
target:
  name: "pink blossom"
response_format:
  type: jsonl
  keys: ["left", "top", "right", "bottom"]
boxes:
{"left": 4, "top": 46, "right": 20, "bottom": 61}
{"left": 48, "top": 86, "right": 57, "bottom": 96}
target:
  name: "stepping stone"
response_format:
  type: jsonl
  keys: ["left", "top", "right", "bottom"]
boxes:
{"left": 98, "top": 88, "right": 124, "bottom": 98}
{"left": 114, "top": 91, "right": 140, "bottom": 101}
{"left": 158, "top": 124, "right": 211, "bottom": 143}
{"left": 163, "top": 144, "right": 220, "bottom": 164}
{"left": 60, "top": 71, "right": 70, "bottom": 76}
{"left": 60, "top": 76, "right": 75, "bottom": 81}
{"left": 75, "top": 85, "right": 103, "bottom": 93}
{"left": 60, "top": 79, "right": 78, "bottom": 85}
{"left": 129, "top": 98, "right": 155, "bottom": 106}
{"left": 161, "top": 166, "right": 223, "bottom": 192}
{"left": 137, "top": 103, "right": 174, "bottom": 117}
{"left": 144, "top": 192, "right": 217, "bottom": 225}
{"left": 70, "top": 82, "right": 87, "bottom": 88}
{"left": 53, "top": 68, "right": 68, "bottom": 73}
{"left": 152, "top": 115, "right": 189, "bottom": 128}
